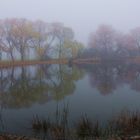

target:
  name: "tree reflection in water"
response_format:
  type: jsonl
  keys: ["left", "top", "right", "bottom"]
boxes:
{"left": 0, "top": 64, "right": 85, "bottom": 109}
{"left": 77, "top": 62, "right": 140, "bottom": 96}
{"left": 1, "top": 62, "right": 140, "bottom": 108}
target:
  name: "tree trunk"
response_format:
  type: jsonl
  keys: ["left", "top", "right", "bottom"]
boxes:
{"left": 0, "top": 51, "right": 2, "bottom": 60}
{"left": 59, "top": 40, "right": 62, "bottom": 59}
{"left": 20, "top": 47, "right": 25, "bottom": 61}
{"left": 10, "top": 51, "right": 14, "bottom": 61}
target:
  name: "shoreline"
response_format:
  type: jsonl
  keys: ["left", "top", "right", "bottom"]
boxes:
{"left": 0, "top": 59, "right": 68, "bottom": 69}
{"left": 0, "top": 134, "right": 140, "bottom": 140}
{"left": 0, "top": 57, "right": 140, "bottom": 69}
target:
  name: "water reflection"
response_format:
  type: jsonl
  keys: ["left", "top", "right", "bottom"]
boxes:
{"left": 77, "top": 62, "right": 140, "bottom": 95}
{"left": 0, "top": 64, "right": 84, "bottom": 108}
{"left": 0, "top": 107, "right": 4, "bottom": 132}
{"left": 1, "top": 63, "right": 140, "bottom": 136}
{"left": 1, "top": 62, "right": 140, "bottom": 109}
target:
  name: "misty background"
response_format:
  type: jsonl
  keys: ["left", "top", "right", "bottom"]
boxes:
{"left": 0, "top": 0, "right": 140, "bottom": 44}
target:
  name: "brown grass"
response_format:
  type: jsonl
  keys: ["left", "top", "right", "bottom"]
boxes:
{"left": 0, "top": 59, "right": 68, "bottom": 68}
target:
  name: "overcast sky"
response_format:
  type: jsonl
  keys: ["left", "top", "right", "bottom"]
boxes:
{"left": 0, "top": 0, "right": 140, "bottom": 44}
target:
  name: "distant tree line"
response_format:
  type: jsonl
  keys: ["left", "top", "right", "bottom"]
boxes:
{"left": 1, "top": 20, "right": 140, "bottom": 62}
{"left": 81, "top": 25, "right": 140, "bottom": 60}
{"left": 0, "top": 18, "right": 84, "bottom": 61}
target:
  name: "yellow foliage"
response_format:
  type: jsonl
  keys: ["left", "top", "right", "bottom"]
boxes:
{"left": 36, "top": 47, "right": 46, "bottom": 58}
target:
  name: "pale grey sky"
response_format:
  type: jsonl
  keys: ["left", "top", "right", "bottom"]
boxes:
{"left": 0, "top": 0, "right": 140, "bottom": 44}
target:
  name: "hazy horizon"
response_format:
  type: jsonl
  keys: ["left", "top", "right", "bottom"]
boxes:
{"left": 0, "top": 0, "right": 140, "bottom": 44}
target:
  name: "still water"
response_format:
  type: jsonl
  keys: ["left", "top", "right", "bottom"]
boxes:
{"left": 0, "top": 62, "right": 140, "bottom": 135}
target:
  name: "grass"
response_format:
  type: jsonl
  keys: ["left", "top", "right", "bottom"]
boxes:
{"left": 32, "top": 115, "right": 50, "bottom": 133}
{"left": 75, "top": 116, "right": 93, "bottom": 138}
{"left": 75, "top": 115, "right": 102, "bottom": 139}
{"left": 30, "top": 110, "right": 140, "bottom": 140}
{"left": 0, "top": 59, "right": 69, "bottom": 68}
{"left": 108, "top": 111, "right": 140, "bottom": 136}
{"left": 31, "top": 104, "right": 69, "bottom": 139}
{"left": 1, "top": 57, "right": 140, "bottom": 68}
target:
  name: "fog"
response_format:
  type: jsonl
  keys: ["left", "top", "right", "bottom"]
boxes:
{"left": 0, "top": 0, "right": 140, "bottom": 44}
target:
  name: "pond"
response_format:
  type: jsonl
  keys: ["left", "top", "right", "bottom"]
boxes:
{"left": 0, "top": 62, "right": 140, "bottom": 136}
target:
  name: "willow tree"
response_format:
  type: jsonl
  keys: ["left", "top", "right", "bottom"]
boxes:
{"left": 61, "top": 40, "right": 84, "bottom": 58}
{"left": 89, "top": 25, "right": 116, "bottom": 59}
{"left": 0, "top": 19, "right": 15, "bottom": 61}
{"left": 50, "top": 22, "right": 74, "bottom": 59}
{"left": 0, "top": 18, "right": 77, "bottom": 61}
{"left": 9, "top": 19, "right": 36, "bottom": 61}
{"left": 32, "top": 20, "right": 51, "bottom": 60}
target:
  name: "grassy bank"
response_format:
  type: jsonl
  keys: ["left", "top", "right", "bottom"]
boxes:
{"left": 0, "top": 58, "right": 101, "bottom": 69}
{"left": 1, "top": 110, "right": 140, "bottom": 140}
{"left": 0, "top": 59, "right": 69, "bottom": 68}
{"left": 1, "top": 56, "right": 140, "bottom": 69}
{"left": 29, "top": 109, "right": 140, "bottom": 140}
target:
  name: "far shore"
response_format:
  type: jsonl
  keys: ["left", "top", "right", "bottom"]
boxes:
{"left": 0, "top": 59, "right": 69, "bottom": 68}
{"left": 0, "top": 57, "right": 140, "bottom": 69}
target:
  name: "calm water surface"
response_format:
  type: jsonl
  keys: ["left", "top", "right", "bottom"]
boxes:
{"left": 0, "top": 62, "right": 140, "bottom": 135}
